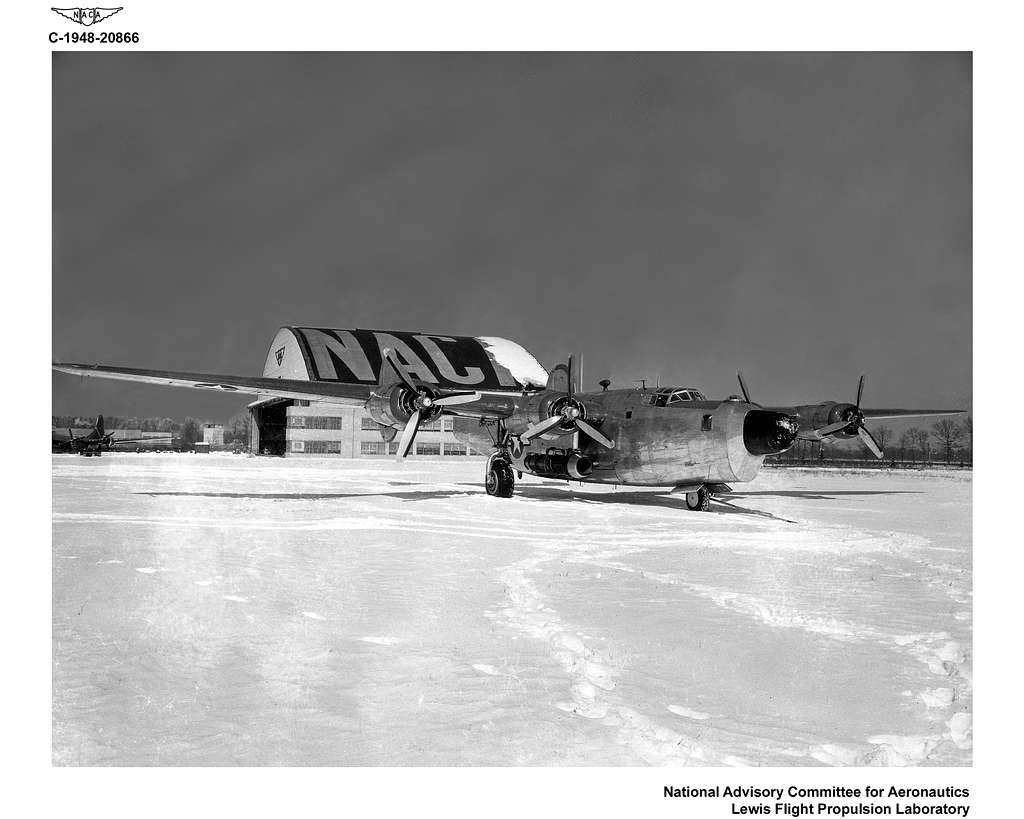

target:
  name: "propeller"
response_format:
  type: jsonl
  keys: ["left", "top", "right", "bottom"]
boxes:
{"left": 817, "top": 374, "right": 884, "bottom": 459}
{"left": 736, "top": 370, "right": 753, "bottom": 404}
{"left": 520, "top": 354, "right": 614, "bottom": 449}
{"left": 381, "top": 348, "right": 480, "bottom": 459}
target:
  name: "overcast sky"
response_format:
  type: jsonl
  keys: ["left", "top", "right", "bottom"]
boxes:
{"left": 52, "top": 52, "right": 971, "bottom": 422}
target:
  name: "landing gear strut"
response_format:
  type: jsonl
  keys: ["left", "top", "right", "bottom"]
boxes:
{"left": 685, "top": 485, "right": 710, "bottom": 511}
{"left": 485, "top": 452, "right": 515, "bottom": 498}
{"left": 485, "top": 421, "right": 516, "bottom": 498}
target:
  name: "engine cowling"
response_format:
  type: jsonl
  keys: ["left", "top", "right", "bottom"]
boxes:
{"left": 823, "top": 402, "right": 861, "bottom": 439}
{"left": 365, "top": 385, "right": 426, "bottom": 429}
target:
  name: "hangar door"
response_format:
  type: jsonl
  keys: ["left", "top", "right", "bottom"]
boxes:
{"left": 249, "top": 398, "right": 291, "bottom": 456}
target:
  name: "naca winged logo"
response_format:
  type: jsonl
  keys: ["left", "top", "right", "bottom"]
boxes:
{"left": 51, "top": 7, "right": 123, "bottom": 26}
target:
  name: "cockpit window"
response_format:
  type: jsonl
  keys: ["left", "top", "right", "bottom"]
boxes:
{"left": 647, "top": 387, "right": 705, "bottom": 406}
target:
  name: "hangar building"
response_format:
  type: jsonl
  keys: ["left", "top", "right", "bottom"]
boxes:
{"left": 247, "top": 329, "right": 492, "bottom": 458}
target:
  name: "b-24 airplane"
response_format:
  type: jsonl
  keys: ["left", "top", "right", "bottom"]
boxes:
{"left": 53, "top": 327, "right": 963, "bottom": 510}
{"left": 52, "top": 415, "right": 156, "bottom": 456}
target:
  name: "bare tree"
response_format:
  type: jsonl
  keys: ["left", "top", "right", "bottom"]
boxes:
{"left": 931, "top": 419, "right": 963, "bottom": 463}
{"left": 906, "top": 427, "right": 928, "bottom": 462}
{"left": 897, "top": 430, "right": 912, "bottom": 461}
{"left": 875, "top": 425, "right": 892, "bottom": 455}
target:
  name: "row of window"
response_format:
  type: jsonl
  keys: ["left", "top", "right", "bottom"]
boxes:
{"left": 360, "top": 441, "right": 467, "bottom": 456}
{"left": 290, "top": 415, "right": 456, "bottom": 432}
{"left": 291, "top": 440, "right": 343, "bottom": 454}
{"left": 288, "top": 440, "right": 470, "bottom": 455}
{"left": 288, "top": 416, "right": 343, "bottom": 430}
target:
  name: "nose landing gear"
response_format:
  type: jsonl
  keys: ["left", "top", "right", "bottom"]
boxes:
{"left": 684, "top": 485, "right": 711, "bottom": 511}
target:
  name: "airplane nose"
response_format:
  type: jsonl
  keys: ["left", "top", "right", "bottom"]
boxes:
{"left": 743, "top": 410, "right": 800, "bottom": 455}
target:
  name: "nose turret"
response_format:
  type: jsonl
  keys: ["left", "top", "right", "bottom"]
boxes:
{"left": 743, "top": 410, "right": 800, "bottom": 455}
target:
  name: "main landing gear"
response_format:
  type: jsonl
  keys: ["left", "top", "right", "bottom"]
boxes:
{"left": 484, "top": 420, "right": 517, "bottom": 498}
{"left": 485, "top": 452, "right": 515, "bottom": 498}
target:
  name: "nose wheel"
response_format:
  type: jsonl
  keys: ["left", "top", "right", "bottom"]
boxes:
{"left": 685, "top": 485, "right": 710, "bottom": 511}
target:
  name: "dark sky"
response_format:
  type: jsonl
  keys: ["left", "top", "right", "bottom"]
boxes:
{"left": 53, "top": 52, "right": 971, "bottom": 422}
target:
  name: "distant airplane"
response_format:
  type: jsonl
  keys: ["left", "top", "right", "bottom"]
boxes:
{"left": 53, "top": 327, "right": 964, "bottom": 509}
{"left": 52, "top": 415, "right": 157, "bottom": 456}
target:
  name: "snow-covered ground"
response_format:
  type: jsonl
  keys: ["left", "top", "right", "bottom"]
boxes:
{"left": 52, "top": 455, "right": 971, "bottom": 766}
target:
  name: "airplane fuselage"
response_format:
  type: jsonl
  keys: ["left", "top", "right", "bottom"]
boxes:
{"left": 451, "top": 388, "right": 792, "bottom": 488}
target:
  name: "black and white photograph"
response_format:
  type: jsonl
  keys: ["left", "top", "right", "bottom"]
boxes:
{"left": 14, "top": 1, "right": 1009, "bottom": 814}
{"left": 50, "top": 48, "right": 972, "bottom": 769}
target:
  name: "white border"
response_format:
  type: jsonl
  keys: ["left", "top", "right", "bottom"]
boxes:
{"left": 9, "top": 1, "right": 1009, "bottom": 815}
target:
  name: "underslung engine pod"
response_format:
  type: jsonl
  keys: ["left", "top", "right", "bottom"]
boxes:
{"left": 523, "top": 451, "right": 594, "bottom": 480}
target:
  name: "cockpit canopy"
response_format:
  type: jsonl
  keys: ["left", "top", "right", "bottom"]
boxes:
{"left": 647, "top": 387, "right": 706, "bottom": 407}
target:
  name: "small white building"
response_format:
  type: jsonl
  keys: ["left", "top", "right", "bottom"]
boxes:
{"left": 202, "top": 423, "right": 225, "bottom": 447}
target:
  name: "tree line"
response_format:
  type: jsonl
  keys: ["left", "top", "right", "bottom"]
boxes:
{"left": 772, "top": 416, "right": 972, "bottom": 465}
{"left": 53, "top": 411, "right": 251, "bottom": 449}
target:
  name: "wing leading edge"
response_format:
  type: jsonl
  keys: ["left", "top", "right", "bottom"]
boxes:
{"left": 860, "top": 408, "right": 967, "bottom": 420}
{"left": 52, "top": 362, "right": 374, "bottom": 406}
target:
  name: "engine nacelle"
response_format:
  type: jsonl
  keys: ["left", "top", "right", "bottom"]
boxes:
{"left": 824, "top": 402, "right": 860, "bottom": 439}
{"left": 523, "top": 451, "right": 594, "bottom": 480}
{"left": 365, "top": 385, "right": 418, "bottom": 429}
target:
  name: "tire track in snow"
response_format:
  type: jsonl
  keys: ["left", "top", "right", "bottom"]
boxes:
{"left": 490, "top": 546, "right": 750, "bottom": 766}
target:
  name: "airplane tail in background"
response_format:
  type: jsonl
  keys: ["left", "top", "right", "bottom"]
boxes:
{"left": 545, "top": 354, "right": 581, "bottom": 394}
{"left": 546, "top": 364, "right": 569, "bottom": 393}
{"left": 95, "top": 415, "right": 105, "bottom": 438}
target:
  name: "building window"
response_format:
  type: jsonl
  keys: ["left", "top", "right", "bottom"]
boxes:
{"left": 291, "top": 440, "right": 305, "bottom": 452}
{"left": 702, "top": 414, "right": 713, "bottom": 432}
{"left": 416, "top": 442, "right": 441, "bottom": 456}
{"left": 444, "top": 443, "right": 467, "bottom": 456}
{"left": 361, "top": 416, "right": 381, "bottom": 431}
{"left": 443, "top": 417, "right": 454, "bottom": 432}
{"left": 361, "top": 441, "right": 386, "bottom": 456}
{"left": 301, "top": 440, "right": 343, "bottom": 454}
{"left": 388, "top": 442, "right": 400, "bottom": 455}
{"left": 289, "top": 415, "right": 341, "bottom": 430}
{"left": 419, "top": 418, "right": 441, "bottom": 432}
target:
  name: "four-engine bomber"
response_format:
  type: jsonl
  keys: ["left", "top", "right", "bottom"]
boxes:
{"left": 53, "top": 325, "right": 963, "bottom": 511}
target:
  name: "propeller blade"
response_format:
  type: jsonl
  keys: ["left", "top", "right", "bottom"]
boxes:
{"left": 567, "top": 354, "right": 575, "bottom": 399}
{"left": 737, "top": 371, "right": 752, "bottom": 403}
{"left": 857, "top": 423, "right": 884, "bottom": 459}
{"left": 396, "top": 409, "right": 421, "bottom": 458}
{"left": 856, "top": 374, "right": 866, "bottom": 408}
{"left": 434, "top": 391, "right": 481, "bottom": 406}
{"left": 521, "top": 415, "right": 564, "bottom": 443}
{"left": 576, "top": 419, "right": 614, "bottom": 449}
{"left": 815, "top": 419, "right": 851, "bottom": 437}
{"left": 382, "top": 347, "right": 420, "bottom": 394}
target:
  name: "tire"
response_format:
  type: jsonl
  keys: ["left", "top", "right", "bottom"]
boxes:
{"left": 685, "top": 486, "right": 710, "bottom": 511}
{"left": 486, "top": 458, "right": 515, "bottom": 498}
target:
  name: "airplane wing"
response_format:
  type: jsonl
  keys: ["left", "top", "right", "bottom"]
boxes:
{"left": 861, "top": 408, "right": 967, "bottom": 420}
{"left": 53, "top": 362, "right": 374, "bottom": 406}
